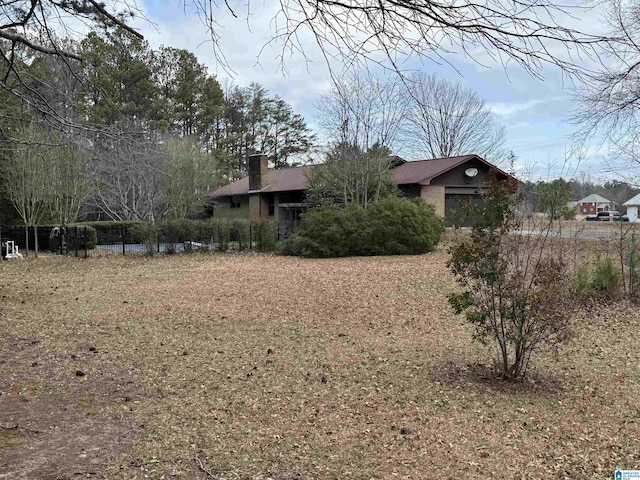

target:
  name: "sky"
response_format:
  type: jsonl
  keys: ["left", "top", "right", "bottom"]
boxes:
{"left": 127, "top": 0, "right": 640, "bottom": 185}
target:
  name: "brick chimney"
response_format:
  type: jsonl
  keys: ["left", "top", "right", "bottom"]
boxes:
{"left": 248, "top": 154, "right": 268, "bottom": 191}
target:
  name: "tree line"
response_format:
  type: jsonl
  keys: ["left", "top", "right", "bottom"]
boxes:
{"left": 0, "top": 27, "right": 316, "bottom": 232}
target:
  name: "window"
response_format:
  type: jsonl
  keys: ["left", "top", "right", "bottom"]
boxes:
{"left": 230, "top": 197, "right": 241, "bottom": 209}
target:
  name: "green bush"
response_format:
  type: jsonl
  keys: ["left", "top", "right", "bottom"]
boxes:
{"left": 367, "top": 196, "right": 443, "bottom": 255}
{"left": 592, "top": 258, "right": 622, "bottom": 293}
{"left": 275, "top": 233, "right": 313, "bottom": 256}
{"left": 291, "top": 197, "right": 443, "bottom": 258}
{"left": 570, "top": 258, "right": 623, "bottom": 299}
{"left": 129, "top": 223, "right": 158, "bottom": 256}
{"left": 65, "top": 225, "right": 98, "bottom": 250}
{"left": 230, "top": 219, "right": 250, "bottom": 250}
{"left": 562, "top": 206, "right": 577, "bottom": 221}
{"left": 570, "top": 266, "right": 596, "bottom": 296}
{"left": 76, "top": 221, "right": 145, "bottom": 244}
{"left": 253, "top": 219, "right": 277, "bottom": 252}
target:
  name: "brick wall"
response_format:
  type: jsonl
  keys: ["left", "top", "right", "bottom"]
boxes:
{"left": 420, "top": 185, "right": 446, "bottom": 217}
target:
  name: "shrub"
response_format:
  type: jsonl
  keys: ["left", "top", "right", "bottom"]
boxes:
{"left": 254, "top": 219, "right": 277, "bottom": 252}
{"left": 129, "top": 223, "right": 158, "bottom": 256}
{"left": 570, "top": 257, "right": 623, "bottom": 301}
{"left": 592, "top": 257, "right": 622, "bottom": 294}
{"left": 571, "top": 266, "right": 596, "bottom": 296}
{"left": 291, "top": 197, "right": 442, "bottom": 258}
{"left": 448, "top": 173, "right": 577, "bottom": 379}
{"left": 275, "top": 233, "right": 314, "bottom": 256}
{"left": 230, "top": 219, "right": 250, "bottom": 250}
{"left": 367, "top": 196, "right": 443, "bottom": 255}
{"left": 562, "top": 206, "right": 577, "bottom": 221}
{"left": 76, "top": 221, "right": 145, "bottom": 244}
{"left": 214, "top": 219, "right": 230, "bottom": 252}
{"left": 295, "top": 204, "right": 366, "bottom": 257}
{"left": 65, "top": 225, "right": 98, "bottom": 250}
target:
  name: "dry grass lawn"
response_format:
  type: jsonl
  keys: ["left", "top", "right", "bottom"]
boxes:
{"left": 0, "top": 248, "right": 639, "bottom": 479}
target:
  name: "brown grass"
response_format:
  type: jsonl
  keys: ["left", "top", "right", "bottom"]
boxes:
{"left": 0, "top": 250, "right": 639, "bottom": 479}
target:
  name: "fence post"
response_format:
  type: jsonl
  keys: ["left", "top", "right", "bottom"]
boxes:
{"left": 122, "top": 224, "right": 126, "bottom": 256}
{"left": 249, "top": 225, "right": 253, "bottom": 250}
{"left": 84, "top": 227, "right": 88, "bottom": 258}
{"left": 75, "top": 226, "right": 78, "bottom": 257}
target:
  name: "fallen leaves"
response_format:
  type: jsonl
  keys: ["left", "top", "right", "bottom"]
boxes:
{"left": 0, "top": 251, "right": 638, "bottom": 478}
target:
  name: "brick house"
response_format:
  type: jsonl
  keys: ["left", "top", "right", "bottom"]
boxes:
{"left": 576, "top": 194, "right": 613, "bottom": 215}
{"left": 210, "top": 153, "right": 514, "bottom": 231}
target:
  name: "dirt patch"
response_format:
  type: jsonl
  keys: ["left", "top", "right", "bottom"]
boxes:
{"left": 430, "top": 360, "right": 564, "bottom": 395}
{"left": 0, "top": 331, "right": 137, "bottom": 479}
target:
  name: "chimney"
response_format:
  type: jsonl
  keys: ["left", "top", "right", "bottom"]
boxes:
{"left": 248, "top": 154, "right": 268, "bottom": 191}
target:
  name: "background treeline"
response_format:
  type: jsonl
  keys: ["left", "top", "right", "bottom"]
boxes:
{"left": 520, "top": 178, "right": 640, "bottom": 216}
{"left": 0, "top": 27, "right": 315, "bottom": 228}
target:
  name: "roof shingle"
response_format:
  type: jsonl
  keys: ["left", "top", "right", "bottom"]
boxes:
{"left": 211, "top": 155, "right": 499, "bottom": 197}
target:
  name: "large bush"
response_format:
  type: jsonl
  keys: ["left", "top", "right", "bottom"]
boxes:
{"left": 65, "top": 225, "right": 98, "bottom": 250}
{"left": 285, "top": 197, "right": 443, "bottom": 257}
{"left": 77, "top": 221, "right": 145, "bottom": 244}
{"left": 366, "top": 196, "right": 444, "bottom": 255}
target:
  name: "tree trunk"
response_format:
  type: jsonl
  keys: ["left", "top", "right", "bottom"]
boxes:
{"left": 34, "top": 225, "right": 39, "bottom": 258}
{"left": 24, "top": 225, "right": 29, "bottom": 257}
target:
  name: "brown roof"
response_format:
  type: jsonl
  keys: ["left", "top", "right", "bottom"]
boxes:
{"left": 211, "top": 155, "right": 510, "bottom": 197}
{"left": 212, "top": 165, "right": 313, "bottom": 197}
{"left": 390, "top": 155, "right": 478, "bottom": 185}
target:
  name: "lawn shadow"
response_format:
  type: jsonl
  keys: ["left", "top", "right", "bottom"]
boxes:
{"left": 430, "top": 360, "right": 564, "bottom": 395}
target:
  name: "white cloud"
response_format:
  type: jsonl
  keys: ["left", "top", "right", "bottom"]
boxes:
{"left": 488, "top": 97, "right": 564, "bottom": 117}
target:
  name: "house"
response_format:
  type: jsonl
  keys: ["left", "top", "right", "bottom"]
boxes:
{"left": 210, "top": 153, "right": 515, "bottom": 231}
{"left": 623, "top": 193, "right": 640, "bottom": 222}
{"left": 576, "top": 194, "right": 613, "bottom": 215}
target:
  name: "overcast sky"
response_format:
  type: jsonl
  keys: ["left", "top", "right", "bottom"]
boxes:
{"left": 130, "top": 0, "right": 640, "bottom": 185}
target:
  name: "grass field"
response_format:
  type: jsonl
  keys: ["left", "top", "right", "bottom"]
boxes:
{"left": 0, "top": 249, "right": 639, "bottom": 479}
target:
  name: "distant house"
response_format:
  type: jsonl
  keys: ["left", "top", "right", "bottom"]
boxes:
{"left": 623, "top": 194, "right": 640, "bottom": 222}
{"left": 210, "top": 153, "right": 516, "bottom": 232}
{"left": 576, "top": 194, "right": 613, "bottom": 215}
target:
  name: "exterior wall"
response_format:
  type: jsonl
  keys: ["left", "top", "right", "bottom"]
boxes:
{"left": 249, "top": 193, "right": 269, "bottom": 221}
{"left": 629, "top": 206, "right": 639, "bottom": 222}
{"left": 213, "top": 196, "right": 250, "bottom": 220}
{"left": 420, "top": 185, "right": 446, "bottom": 217}
{"left": 579, "top": 202, "right": 612, "bottom": 214}
{"left": 212, "top": 190, "right": 306, "bottom": 222}
{"left": 429, "top": 159, "right": 491, "bottom": 187}
{"left": 579, "top": 202, "right": 596, "bottom": 215}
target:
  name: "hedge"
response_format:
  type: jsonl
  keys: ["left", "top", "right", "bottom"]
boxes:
{"left": 75, "top": 221, "right": 146, "bottom": 244}
{"left": 2, "top": 225, "right": 97, "bottom": 251}
{"left": 84, "top": 218, "right": 278, "bottom": 252}
{"left": 277, "top": 196, "right": 443, "bottom": 258}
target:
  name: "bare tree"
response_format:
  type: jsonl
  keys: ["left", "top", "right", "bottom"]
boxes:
{"left": 315, "top": 72, "right": 407, "bottom": 152}
{"left": 402, "top": 73, "right": 506, "bottom": 161}
{"left": 165, "top": 136, "right": 226, "bottom": 219}
{"left": 0, "top": 121, "right": 50, "bottom": 255}
{"left": 88, "top": 136, "right": 168, "bottom": 221}
{"left": 307, "top": 143, "right": 397, "bottom": 208}
{"left": 574, "top": 0, "right": 640, "bottom": 162}
{"left": 48, "top": 140, "right": 92, "bottom": 225}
